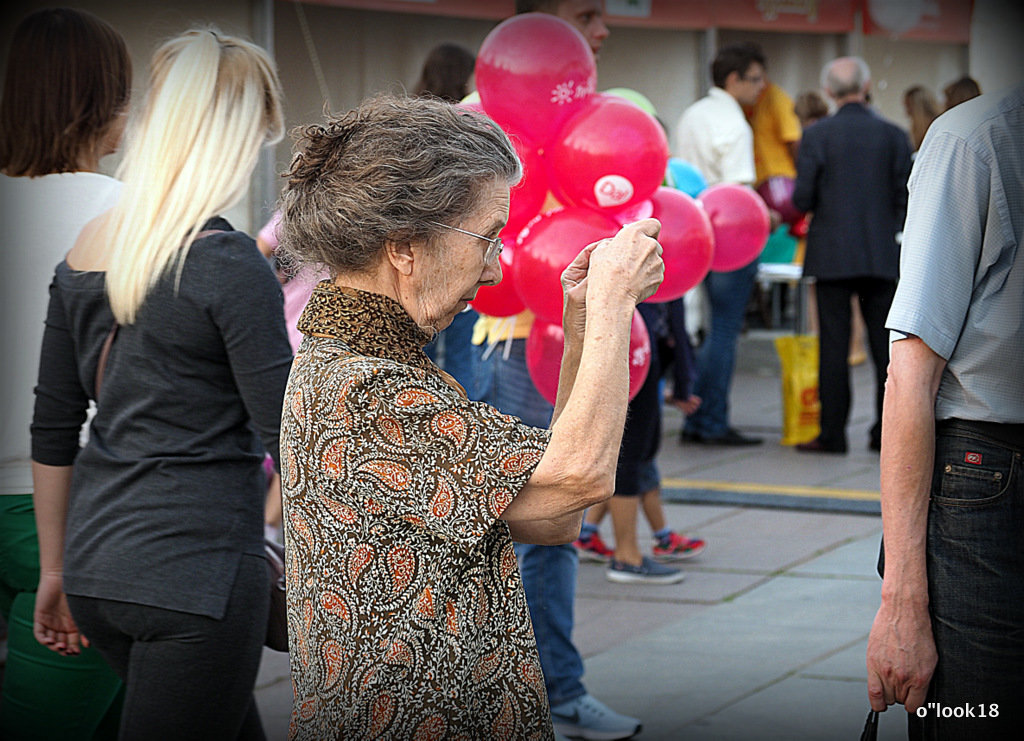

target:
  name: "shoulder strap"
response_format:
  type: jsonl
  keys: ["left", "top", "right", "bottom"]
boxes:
{"left": 93, "top": 229, "right": 224, "bottom": 399}
{"left": 193, "top": 228, "right": 225, "bottom": 241}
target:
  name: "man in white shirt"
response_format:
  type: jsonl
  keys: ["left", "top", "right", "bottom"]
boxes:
{"left": 675, "top": 42, "right": 766, "bottom": 446}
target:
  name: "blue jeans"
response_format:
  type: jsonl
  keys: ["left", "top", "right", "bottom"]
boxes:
{"left": 684, "top": 261, "right": 757, "bottom": 438}
{"left": 473, "top": 338, "right": 586, "bottom": 706}
{"left": 908, "top": 421, "right": 1024, "bottom": 740}
{"left": 424, "top": 309, "right": 478, "bottom": 395}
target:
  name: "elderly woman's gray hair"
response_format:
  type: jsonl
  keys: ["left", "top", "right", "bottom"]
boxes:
{"left": 277, "top": 94, "right": 522, "bottom": 275}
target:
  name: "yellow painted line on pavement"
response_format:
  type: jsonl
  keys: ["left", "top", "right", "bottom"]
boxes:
{"left": 660, "top": 477, "right": 880, "bottom": 502}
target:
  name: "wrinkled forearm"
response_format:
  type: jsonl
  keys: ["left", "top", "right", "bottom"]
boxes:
{"left": 878, "top": 339, "right": 946, "bottom": 608}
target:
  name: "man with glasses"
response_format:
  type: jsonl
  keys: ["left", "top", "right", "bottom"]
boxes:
{"left": 674, "top": 42, "right": 766, "bottom": 446}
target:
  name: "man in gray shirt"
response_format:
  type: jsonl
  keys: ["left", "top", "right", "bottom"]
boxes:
{"left": 866, "top": 84, "right": 1024, "bottom": 739}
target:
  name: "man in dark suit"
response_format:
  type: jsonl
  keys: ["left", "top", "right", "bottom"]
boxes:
{"left": 792, "top": 56, "right": 912, "bottom": 453}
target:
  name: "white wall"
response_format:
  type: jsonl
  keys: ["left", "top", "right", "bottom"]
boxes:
{"left": 0, "top": 0, "right": 259, "bottom": 230}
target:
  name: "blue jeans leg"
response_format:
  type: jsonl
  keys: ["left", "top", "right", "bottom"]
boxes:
{"left": 909, "top": 425, "right": 1024, "bottom": 740}
{"left": 684, "top": 261, "right": 757, "bottom": 438}
{"left": 438, "top": 309, "right": 479, "bottom": 395}
{"left": 474, "top": 337, "right": 585, "bottom": 704}
{"left": 514, "top": 542, "right": 585, "bottom": 706}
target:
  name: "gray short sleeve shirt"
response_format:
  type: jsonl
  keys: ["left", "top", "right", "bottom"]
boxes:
{"left": 886, "top": 83, "right": 1024, "bottom": 423}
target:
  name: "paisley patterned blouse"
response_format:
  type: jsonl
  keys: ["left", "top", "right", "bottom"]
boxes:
{"left": 281, "top": 283, "right": 555, "bottom": 740}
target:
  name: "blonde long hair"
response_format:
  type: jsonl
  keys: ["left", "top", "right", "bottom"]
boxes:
{"left": 104, "top": 29, "right": 284, "bottom": 324}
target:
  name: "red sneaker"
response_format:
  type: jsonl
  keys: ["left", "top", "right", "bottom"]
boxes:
{"left": 573, "top": 532, "right": 614, "bottom": 563}
{"left": 652, "top": 531, "right": 706, "bottom": 561}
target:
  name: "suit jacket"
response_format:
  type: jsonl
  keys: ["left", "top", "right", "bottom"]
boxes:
{"left": 793, "top": 102, "right": 912, "bottom": 281}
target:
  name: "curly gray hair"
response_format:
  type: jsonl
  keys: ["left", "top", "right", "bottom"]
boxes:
{"left": 276, "top": 94, "right": 521, "bottom": 276}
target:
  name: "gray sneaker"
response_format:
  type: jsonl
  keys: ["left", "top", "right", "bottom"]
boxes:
{"left": 550, "top": 692, "right": 641, "bottom": 740}
{"left": 606, "top": 556, "right": 684, "bottom": 585}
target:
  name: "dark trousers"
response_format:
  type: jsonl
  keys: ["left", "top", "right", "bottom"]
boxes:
{"left": 67, "top": 553, "right": 268, "bottom": 741}
{"left": 908, "top": 422, "right": 1024, "bottom": 740}
{"left": 814, "top": 277, "right": 895, "bottom": 449}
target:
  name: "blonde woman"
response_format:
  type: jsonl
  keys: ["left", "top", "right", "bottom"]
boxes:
{"left": 30, "top": 29, "right": 289, "bottom": 739}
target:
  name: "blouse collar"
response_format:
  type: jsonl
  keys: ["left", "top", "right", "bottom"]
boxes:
{"left": 296, "top": 281, "right": 437, "bottom": 373}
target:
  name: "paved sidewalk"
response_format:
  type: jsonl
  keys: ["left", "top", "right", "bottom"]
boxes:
{"left": 256, "top": 331, "right": 914, "bottom": 739}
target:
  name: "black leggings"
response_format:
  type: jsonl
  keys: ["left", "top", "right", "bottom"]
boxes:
{"left": 67, "top": 553, "right": 269, "bottom": 741}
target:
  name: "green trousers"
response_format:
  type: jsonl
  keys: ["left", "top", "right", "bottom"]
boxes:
{"left": 0, "top": 495, "right": 123, "bottom": 740}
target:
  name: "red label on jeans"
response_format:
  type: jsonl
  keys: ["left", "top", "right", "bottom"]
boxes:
{"left": 965, "top": 452, "right": 983, "bottom": 465}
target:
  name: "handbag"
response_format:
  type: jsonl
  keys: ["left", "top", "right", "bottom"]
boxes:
{"left": 93, "top": 228, "right": 288, "bottom": 651}
{"left": 859, "top": 710, "right": 879, "bottom": 741}
{"left": 263, "top": 536, "right": 288, "bottom": 651}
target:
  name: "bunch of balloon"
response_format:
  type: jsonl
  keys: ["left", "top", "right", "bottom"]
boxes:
{"left": 469, "top": 12, "right": 676, "bottom": 398}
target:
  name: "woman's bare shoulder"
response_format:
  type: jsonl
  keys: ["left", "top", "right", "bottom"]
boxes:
{"left": 65, "top": 211, "right": 112, "bottom": 271}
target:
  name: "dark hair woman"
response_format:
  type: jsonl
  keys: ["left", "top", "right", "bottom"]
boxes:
{"left": 0, "top": 9, "right": 130, "bottom": 738}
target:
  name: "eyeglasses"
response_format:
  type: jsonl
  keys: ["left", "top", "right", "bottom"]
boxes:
{"left": 428, "top": 221, "right": 503, "bottom": 265}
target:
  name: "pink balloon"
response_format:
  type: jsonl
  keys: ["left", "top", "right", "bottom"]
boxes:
{"left": 756, "top": 175, "right": 805, "bottom": 226}
{"left": 698, "top": 183, "right": 771, "bottom": 272}
{"left": 469, "top": 238, "right": 525, "bottom": 317}
{"left": 508, "top": 133, "right": 549, "bottom": 231}
{"left": 546, "top": 94, "right": 669, "bottom": 212}
{"left": 648, "top": 187, "right": 715, "bottom": 302}
{"left": 525, "top": 312, "right": 651, "bottom": 405}
{"left": 606, "top": 198, "right": 654, "bottom": 226}
{"left": 475, "top": 14, "right": 596, "bottom": 145}
{"left": 512, "top": 206, "right": 621, "bottom": 324}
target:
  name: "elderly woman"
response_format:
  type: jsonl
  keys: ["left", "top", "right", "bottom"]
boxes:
{"left": 277, "top": 94, "right": 663, "bottom": 740}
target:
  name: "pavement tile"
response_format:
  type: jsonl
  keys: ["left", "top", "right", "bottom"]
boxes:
{"left": 577, "top": 563, "right": 769, "bottom": 604}
{"left": 789, "top": 531, "right": 884, "bottom": 579}
{"left": 573, "top": 597, "right": 708, "bottom": 658}
{"left": 801, "top": 637, "right": 871, "bottom": 681}
{"left": 673, "top": 674, "right": 908, "bottom": 741}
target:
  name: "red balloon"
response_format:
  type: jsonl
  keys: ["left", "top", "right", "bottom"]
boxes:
{"left": 512, "top": 206, "right": 620, "bottom": 324}
{"left": 647, "top": 187, "right": 715, "bottom": 302}
{"left": 546, "top": 94, "right": 669, "bottom": 212}
{"left": 606, "top": 198, "right": 654, "bottom": 226}
{"left": 756, "top": 175, "right": 805, "bottom": 226}
{"left": 508, "top": 133, "right": 549, "bottom": 231}
{"left": 469, "top": 238, "right": 525, "bottom": 317}
{"left": 525, "top": 312, "right": 651, "bottom": 405}
{"left": 475, "top": 14, "right": 596, "bottom": 145}
{"left": 698, "top": 183, "right": 771, "bottom": 272}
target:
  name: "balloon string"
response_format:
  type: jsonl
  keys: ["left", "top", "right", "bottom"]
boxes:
{"left": 502, "top": 315, "right": 516, "bottom": 360}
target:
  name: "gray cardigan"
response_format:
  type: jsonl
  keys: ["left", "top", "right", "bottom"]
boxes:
{"left": 31, "top": 220, "right": 293, "bottom": 618}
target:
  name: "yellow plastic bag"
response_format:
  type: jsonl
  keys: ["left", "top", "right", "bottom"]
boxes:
{"left": 775, "top": 334, "right": 820, "bottom": 445}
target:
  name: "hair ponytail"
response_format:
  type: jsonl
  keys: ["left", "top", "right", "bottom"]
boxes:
{"left": 104, "top": 28, "right": 284, "bottom": 324}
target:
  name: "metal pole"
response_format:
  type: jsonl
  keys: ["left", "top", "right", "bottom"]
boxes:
{"left": 252, "top": 0, "right": 277, "bottom": 233}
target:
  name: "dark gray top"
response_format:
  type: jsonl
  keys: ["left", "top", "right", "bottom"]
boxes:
{"left": 31, "top": 220, "right": 293, "bottom": 618}
{"left": 793, "top": 102, "right": 913, "bottom": 281}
